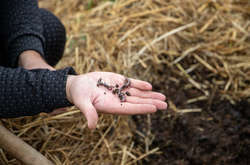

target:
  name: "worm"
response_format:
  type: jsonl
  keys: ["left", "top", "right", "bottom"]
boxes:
{"left": 97, "top": 78, "right": 113, "bottom": 90}
{"left": 97, "top": 77, "right": 131, "bottom": 102}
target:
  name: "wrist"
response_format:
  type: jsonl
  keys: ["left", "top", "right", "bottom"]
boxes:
{"left": 18, "top": 50, "right": 43, "bottom": 67}
{"left": 18, "top": 50, "right": 55, "bottom": 70}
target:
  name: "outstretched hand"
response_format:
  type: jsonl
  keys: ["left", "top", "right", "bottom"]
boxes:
{"left": 66, "top": 72, "right": 167, "bottom": 129}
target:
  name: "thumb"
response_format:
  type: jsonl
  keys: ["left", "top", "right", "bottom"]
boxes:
{"left": 77, "top": 99, "right": 98, "bottom": 130}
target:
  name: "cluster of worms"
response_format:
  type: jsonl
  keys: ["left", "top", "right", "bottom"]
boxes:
{"left": 97, "top": 77, "right": 131, "bottom": 102}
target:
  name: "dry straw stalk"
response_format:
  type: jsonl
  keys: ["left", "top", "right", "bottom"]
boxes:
{"left": 1, "top": 0, "right": 249, "bottom": 164}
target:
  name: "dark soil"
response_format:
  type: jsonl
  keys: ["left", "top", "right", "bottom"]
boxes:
{"left": 132, "top": 80, "right": 250, "bottom": 165}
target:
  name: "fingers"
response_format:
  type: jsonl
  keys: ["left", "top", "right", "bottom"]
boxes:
{"left": 98, "top": 72, "right": 153, "bottom": 91}
{"left": 77, "top": 99, "right": 98, "bottom": 130}
{"left": 105, "top": 103, "right": 157, "bottom": 115}
{"left": 126, "top": 96, "right": 167, "bottom": 110}
{"left": 104, "top": 72, "right": 153, "bottom": 91}
{"left": 127, "top": 88, "right": 166, "bottom": 101}
{"left": 130, "top": 78, "right": 152, "bottom": 90}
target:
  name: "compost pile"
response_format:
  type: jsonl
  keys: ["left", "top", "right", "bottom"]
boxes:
{"left": 0, "top": 0, "right": 249, "bottom": 164}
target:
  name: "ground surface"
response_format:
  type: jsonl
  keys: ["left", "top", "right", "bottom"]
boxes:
{"left": 133, "top": 80, "right": 250, "bottom": 165}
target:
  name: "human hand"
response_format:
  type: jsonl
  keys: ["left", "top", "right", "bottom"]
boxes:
{"left": 18, "top": 50, "right": 55, "bottom": 70}
{"left": 66, "top": 72, "right": 167, "bottom": 129}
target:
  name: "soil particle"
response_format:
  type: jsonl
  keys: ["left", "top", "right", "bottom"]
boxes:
{"left": 125, "top": 91, "right": 131, "bottom": 96}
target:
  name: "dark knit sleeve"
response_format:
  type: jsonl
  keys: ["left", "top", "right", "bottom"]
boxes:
{"left": 0, "top": 67, "right": 76, "bottom": 118}
{"left": 7, "top": 0, "right": 45, "bottom": 67}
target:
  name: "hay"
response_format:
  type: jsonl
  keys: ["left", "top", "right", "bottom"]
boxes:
{"left": 1, "top": 0, "right": 249, "bottom": 164}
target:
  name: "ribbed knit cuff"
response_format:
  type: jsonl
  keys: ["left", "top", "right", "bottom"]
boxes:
{"left": 41, "top": 67, "right": 77, "bottom": 113}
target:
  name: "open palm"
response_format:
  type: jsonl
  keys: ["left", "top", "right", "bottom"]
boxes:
{"left": 67, "top": 72, "right": 167, "bottom": 129}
